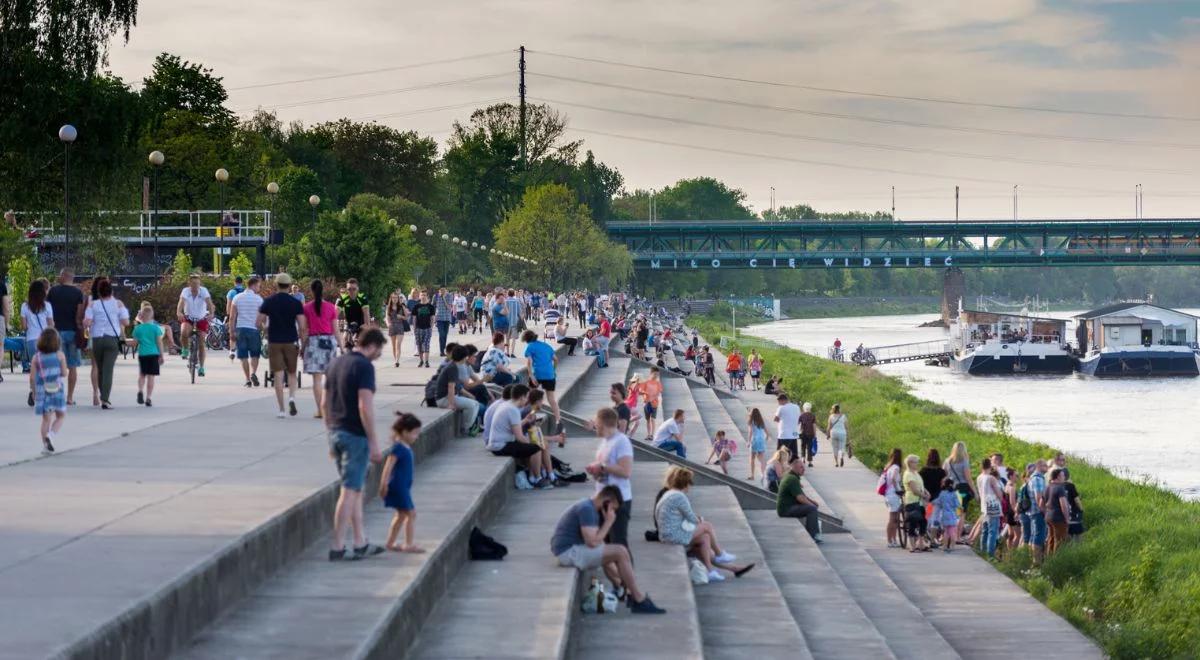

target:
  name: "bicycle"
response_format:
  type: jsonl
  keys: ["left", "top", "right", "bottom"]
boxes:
{"left": 206, "top": 317, "right": 230, "bottom": 354}
{"left": 183, "top": 316, "right": 207, "bottom": 384}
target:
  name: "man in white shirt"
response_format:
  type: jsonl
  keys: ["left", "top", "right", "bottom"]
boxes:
{"left": 586, "top": 408, "right": 634, "bottom": 550}
{"left": 453, "top": 292, "right": 468, "bottom": 334}
{"left": 228, "top": 276, "right": 265, "bottom": 387}
{"left": 176, "top": 274, "right": 215, "bottom": 375}
{"left": 651, "top": 409, "right": 687, "bottom": 458}
{"left": 773, "top": 393, "right": 801, "bottom": 461}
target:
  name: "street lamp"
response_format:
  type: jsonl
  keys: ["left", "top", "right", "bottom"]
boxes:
{"left": 409, "top": 224, "right": 418, "bottom": 232}
{"left": 308, "top": 194, "right": 320, "bottom": 225}
{"left": 215, "top": 168, "right": 229, "bottom": 274}
{"left": 425, "top": 229, "right": 433, "bottom": 237}
{"left": 59, "top": 124, "right": 77, "bottom": 262}
{"left": 149, "top": 150, "right": 165, "bottom": 268}
{"left": 266, "top": 181, "right": 279, "bottom": 234}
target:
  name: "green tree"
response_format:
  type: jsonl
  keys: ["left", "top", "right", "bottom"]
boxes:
{"left": 228, "top": 252, "right": 254, "bottom": 279}
{"left": 613, "top": 177, "right": 755, "bottom": 221}
{"left": 169, "top": 250, "right": 194, "bottom": 285}
{"left": 140, "top": 54, "right": 234, "bottom": 129}
{"left": 299, "top": 206, "right": 420, "bottom": 303}
{"left": 7, "top": 255, "right": 34, "bottom": 331}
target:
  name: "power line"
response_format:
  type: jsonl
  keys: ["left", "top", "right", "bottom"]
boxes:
{"left": 234, "top": 73, "right": 509, "bottom": 113}
{"left": 528, "top": 49, "right": 1200, "bottom": 123}
{"left": 353, "top": 97, "right": 514, "bottom": 122}
{"left": 532, "top": 96, "right": 1198, "bottom": 176}
{"left": 530, "top": 72, "right": 1200, "bottom": 150}
{"left": 567, "top": 126, "right": 1131, "bottom": 194}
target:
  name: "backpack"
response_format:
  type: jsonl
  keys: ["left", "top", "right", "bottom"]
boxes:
{"left": 468, "top": 526, "right": 508, "bottom": 561}
{"left": 1017, "top": 482, "right": 1033, "bottom": 514}
{"left": 423, "top": 363, "right": 448, "bottom": 406}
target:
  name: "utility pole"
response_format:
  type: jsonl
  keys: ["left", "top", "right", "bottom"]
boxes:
{"left": 955, "top": 185, "right": 959, "bottom": 222}
{"left": 519, "top": 45, "right": 527, "bottom": 170}
{"left": 891, "top": 185, "right": 895, "bottom": 220}
{"left": 769, "top": 186, "right": 775, "bottom": 216}
{"left": 1013, "top": 184, "right": 1018, "bottom": 221}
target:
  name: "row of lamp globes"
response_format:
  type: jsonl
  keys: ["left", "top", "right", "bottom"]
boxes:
{"left": 405, "top": 225, "right": 539, "bottom": 266}
{"left": 144, "top": 152, "right": 318, "bottom": 209}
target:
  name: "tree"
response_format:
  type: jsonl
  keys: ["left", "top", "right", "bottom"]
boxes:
{"left": 613, "top": 177, "right": 755, "bottom": 221}
{"left": 228, "top": 252, "right": 254, "bottom": 279}
{"left": 6, "top": 255, "right": 34, "bottom": 331}
{"left": 299, "top": 206, "right": 421, "bottom": 303}
{"left": 140, "top": 54, "right": 234, "bottom": 129}
{"left": 492, "top": 184, "right": 632, "bottom": 289}
{"left": 0, "top": 0, "right": 138, "bottom": 76}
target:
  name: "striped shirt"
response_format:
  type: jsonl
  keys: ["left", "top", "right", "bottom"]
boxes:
{"left": 231, "top": 290, "right": 264, "bottom": 329}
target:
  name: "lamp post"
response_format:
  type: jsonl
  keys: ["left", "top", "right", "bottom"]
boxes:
{"left": 59, "top": 125, "right": 77, "bottom": 263}
{"left": 149, "top": 150, "right": 165, "bottom": 271}
{"left": 440, "top": 233, "right": 450, "bottom": 284}
{"left": 308, "top": 195, "right": 320, "bottom": 226}
{"left": 266, "top": 181, "right": 279, "bottom": 230}
{"left": 214, "top": 168, "right": 229, "bottom": 274}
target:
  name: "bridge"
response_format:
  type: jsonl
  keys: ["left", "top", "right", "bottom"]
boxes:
{"left": 607, "top": 218, "right": 1200, "bottom": 270}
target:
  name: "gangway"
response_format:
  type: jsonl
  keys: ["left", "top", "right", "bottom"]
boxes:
{"left": 848, "top": 340, "right": 952, "bottom": 366}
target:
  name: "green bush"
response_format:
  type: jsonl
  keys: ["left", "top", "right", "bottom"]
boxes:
{"left": 692, "top": 316, "right": 1200, "bottom": 658}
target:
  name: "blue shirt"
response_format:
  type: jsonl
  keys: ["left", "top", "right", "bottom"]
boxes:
{"left": 524, "top": 340, "right": 556, "bottom": 381}
{"left": 492, "top": 303, "right": 510, "bottom": 330}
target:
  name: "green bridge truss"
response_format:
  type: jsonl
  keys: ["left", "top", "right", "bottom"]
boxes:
{"left": 606, "top": 219, "right": 1200, "bottom": 270}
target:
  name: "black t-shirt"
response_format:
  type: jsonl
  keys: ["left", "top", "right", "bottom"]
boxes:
{"left": 1063, "top": 481, "right": 1080, "bottom": 518}
{"left": 259, "top": 292, "right": 304, "bottom": 343}
{"left": 47, "top": 284, "right": 84, "bottom": 331}
{"left": 614, "top": 402, "right": 631, "bottom": 424}
{"left": 919, "top": 466, "right": 946, "bottom": 500}
{"left": 412, "top": 303, "right": 435, "bottom": 330}
{"left": 325, "top": 352, "right": 376, "bottom": 435}
{"left": 1045, "top": 483, "right": 1069, "bottom": 523}
{"left": 338, "top": 292, "right": 368, "bottom": 325}
{"left": 434, "top": 360, "right": 462, "bottom": 399}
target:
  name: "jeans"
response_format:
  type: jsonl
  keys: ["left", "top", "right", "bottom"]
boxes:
{"left": 436, "top": 320, "right": 451, "bottom": 355}
{"left": 585, "top": 348, "right": 608, "bottom": 368}
{"left": 780, "top": 503, "right": 820, "bottom": 537}
{"left": 980, "top": 515, "right": 1001, "bottom": 556}
{"left": 92, "top": 336, "right": 121, "bottom": 403}
{"left": 1019, "top": 512, "right": 1032, "bottom": 544}
{"left": 439, "top": 394, "right": 481, "bottom": 434}
{"left": 1028, "top": 511, "right": 1047, "bottom": 547}
{"left": 656, "top": 439, "right": 687, "bottom": 458}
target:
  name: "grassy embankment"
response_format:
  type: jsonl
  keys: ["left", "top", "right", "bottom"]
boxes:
{"left": 692, "top": 312, "right": 1200, "bottom": 659}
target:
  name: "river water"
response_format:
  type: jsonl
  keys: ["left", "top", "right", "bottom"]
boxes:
{"left": 745, "top": 311, "right": 1200, "bottom": 501}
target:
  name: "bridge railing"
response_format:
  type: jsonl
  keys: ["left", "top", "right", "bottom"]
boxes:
{"left": 862, "top": 340, "right": 951, "bottom": 362}
{"left": 16, "top": 210, "right": 273, "bottom": 243}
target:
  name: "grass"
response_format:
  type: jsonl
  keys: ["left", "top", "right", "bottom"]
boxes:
{"left": 691, "top": 314, "right": 1200, "bottom": 659}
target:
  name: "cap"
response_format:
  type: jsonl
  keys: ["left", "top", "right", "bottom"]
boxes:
{"left": 275, "top": 273, "right": 293, "bottom": 285}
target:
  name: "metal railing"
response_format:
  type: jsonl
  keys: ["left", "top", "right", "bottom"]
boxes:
{"left": 15, "top": 210, "right": 272, "bottom": 243}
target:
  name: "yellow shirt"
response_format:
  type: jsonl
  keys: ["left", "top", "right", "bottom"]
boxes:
{"left": 903, "top": 469, "right": 925, "bottom": 506}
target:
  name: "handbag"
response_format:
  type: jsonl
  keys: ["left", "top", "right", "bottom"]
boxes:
{"left": 876, "top": 472, "right": 889, "bottom": 496}
{"left": 688, "top": 558, "right": 710, "bottom": 585}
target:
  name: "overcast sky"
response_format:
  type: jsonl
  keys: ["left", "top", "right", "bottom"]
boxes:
{"left": 106, "top": 0, "right": 1200, "bottom": 220}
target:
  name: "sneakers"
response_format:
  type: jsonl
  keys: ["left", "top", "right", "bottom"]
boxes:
{"left": 137, "top": 391, "right": 145, "bottom": 405}
{"left": 288, "top": 399, "right": 298, "bottom": 417}
{"left": 707, "top": 569, "right": 726, "bottom": 582}
{"left": 145, "top": 398, "right": 152, "bottom": 407}
{"left": 628, "top": 595, "right": 667, "bottom": 614}
{"left": 27, "top": 391, "right": 34, "bottom": 407}
{"left": 535, "top": 477, "right": 555, "bottom": 490}
{"left": 251, "top": 373, "right": 260, "bottom": 387}
{"left": 197, "top": 366, "right": 206, "bottom": 377}
{"left": 42, "top": 437, "right": 55, "bottom": 455}
{"left": 277, "top": 411, "right": 287, "bottom": 419}
{"left": 713, "top": 551, "right": 737, "bottom": 564}
{"left": 244, "top": 379, "right": 252, "bottom": 388}
{"left": 351, "top": 544, "right": 386, "bottom": 560}
{"left": 328, "top": 548, "right": 347, "bottom": 562}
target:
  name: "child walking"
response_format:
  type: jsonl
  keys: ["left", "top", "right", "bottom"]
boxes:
{"left": 931, "top": 477, "right": 962, "bottom": 552}
{"left": 380, "top": 413, "right": 424, "bottom": 553}
{"left": 30, "top": 328, "right": 66, "bottom": 454}
{"left": 706, "top": 430, "right": 737, "bottom": 475}
{"left": 131, "top": 304, "right": 165, "bottom": 406}
{"left": 746, "top": 408, "right": 768, "bottom": 481}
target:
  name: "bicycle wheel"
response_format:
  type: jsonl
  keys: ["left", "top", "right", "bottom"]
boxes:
{"left": 207, "top": 328, "right": 225, "bottom": 352}
{"left": 896, "top": 514, "right": 909, "bottom": 549}
{"left": 189, "top": 335, "right": 198, "bottom": 384}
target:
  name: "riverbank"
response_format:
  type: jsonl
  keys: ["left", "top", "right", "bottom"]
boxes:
{"left": 782, "top": 297, "right": 938, "bottom": 319}
{"left": 690, "top": 314, "right": 1200, "bottom": 659}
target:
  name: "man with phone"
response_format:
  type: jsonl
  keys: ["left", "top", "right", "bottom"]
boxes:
{"left": 550, "top": 485, "right": 666, "bottom": 614}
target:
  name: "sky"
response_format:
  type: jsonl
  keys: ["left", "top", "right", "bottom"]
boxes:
{"left": 105, "top": 0, "right": 1200, "bottom": 221}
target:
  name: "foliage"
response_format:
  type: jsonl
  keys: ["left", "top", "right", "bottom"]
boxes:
{"left": 140, "top": 54, "right": 234, "bottom": 129}
{"left": 613, "top": 177, "right": 755, "bottom": 221}
{"left": 298, "top": 206, "right": 420, "bottom": 304}
{"left": 491, "top": 184, "right": 632, "bottom": 289}
{"left": 228, "top": 252, "right": 254, "bottom": 280}
{"left": 6, "top": 255, "right": 35, "bottom": 331}
{"left": 692, "top": 314, "right": 1200, "bottom": 658}
{"left": 169, "top": 250, "right": 193, "bottom": 285}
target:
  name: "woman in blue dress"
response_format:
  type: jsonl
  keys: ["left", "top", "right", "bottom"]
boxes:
{"left": 31, "top": 328, "right": 67, "bottom": 455}
{"left": 746, "top": 407, "right": 768, "bottom": 482}
{"left": 381, "top": 413, "right": 423, "bottom": 553}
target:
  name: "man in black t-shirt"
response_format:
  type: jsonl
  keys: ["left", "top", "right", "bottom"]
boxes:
{"left": 336, "top": 278, "right": 370, "bottom": 339}
{"left": 46, "top": 269, "right": 85, "bottom": 402}
{"left": 410, "top": 291, "right": 436, "bottom": 368}
{"left": 257, "top": 274, "right": 307, "bottom": 418}
{"left": 609, "top": 382, "right": 631, "bottom": 434}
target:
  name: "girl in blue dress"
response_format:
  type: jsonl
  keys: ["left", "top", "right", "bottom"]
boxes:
{"left": 31, "top": 328, "right": 67, "bottom": 455}
{"left": 381, "top": 413, "right": 423, "bottom": 553}
{"left": 746, "top": 408, "right": 768, "bottom": 482}
{"left": 931, "top": 478, "right": 962, "bottom": 552}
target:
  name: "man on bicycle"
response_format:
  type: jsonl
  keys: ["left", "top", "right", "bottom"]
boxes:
{"left": 177, "top": 274, "right": 215, "bottom": 376}
{"left": 336, "top": 278, "right": 370, "bottom": 348}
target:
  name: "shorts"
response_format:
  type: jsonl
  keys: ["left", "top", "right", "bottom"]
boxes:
{"left": 186, "top": 318, "right": 210, "bottom": 333}
{"left": 556, "top": 543, "right": 605, "bottom": 570}
{"left": 491, "top": 442, "right": 542, "bottom": 459}
{"left": 236, "top": 327, "right": 262, "bottom": 359}
{"left": 643, "top": 402, "right": 657, "bottom": 418}
{"left": 303, "top": 335, "right": 337, "bottom": 374}
{"left": 456, "top": 311, "right": 467, "bottom": 321}
{"left": 885, "top": 491, "right": 903, "bottom": 513}
{"left": 138, "top": 354, "right": 161, "bottom": 376}
{"left": 58, "top": 331, "right": 82, "bottom": 368}
{"left": 414, "top": 327, "right": 433, "bottom": 352}
{"left": 330, "top": 430, "right": 370, "bottom": 491}
{"left": 537, "top": 378, "right": 557, "bottom": 392}
{"left": 268, "top": 342, "right": 299, "bottom": 373}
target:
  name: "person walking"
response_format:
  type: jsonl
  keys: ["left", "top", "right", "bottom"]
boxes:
{"left": 773, "top": 393, "right": 801, "bottom": 461}
{"left": 524, "top": 329, "right": 562, "bottom": 433}
{"left": 385, "top": 292, "right": 409, "bottom": 367}
{"left": 228, "top": 276, "right": 264, "bottom": 387}
{"left": 776, "top": 457, "right": 822, "bottom": 542}
{"left": 410, "top": 291, "right": 435, "bottom": 368}
{"left": 20, "top": 279, "right": 53, "bottom": 407}
{"left": 827, "top": 404, "right": 849, "bottom": 467}
{"left": 303, "top": 279, "right": 339, "bottom": 419}
{"left": 258, "top": 274, "right": 307, "bottom": 418}
{"left": 130, "top": 305, "right": 165, "bottom": 406}
{"left": 799, "top": 402, "right": 817, "bottom": 467}
{"left": 638, "top": 367, "right": 664, "bottom": 442}
{"left": 432, "top": 286, "right": 453, "bottom": 357}
{"left": 325, "top": 326, "right": 387, "bottom": 561}
{"left": 46, "top": 269, "right": 84, "bottom": 405}
{"left": 748, "top": 350, "right": 763, "bottom": 390}
{"left": 30, "top": 328, "right": 66, "bottom": 454}
{"left": 380, "top": 412, "right": 424, "bottom": 553}
{"left": 747, "top": 408, "right": 769, "bottom": 481}
{"left": 83, "top": 278, "right": 129, "bottom": 409}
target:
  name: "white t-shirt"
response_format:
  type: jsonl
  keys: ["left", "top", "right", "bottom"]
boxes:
{"left": 20, "top": 302, "right": 53, "bottom": 341}
{"left": 775, "top": 403, "right": 801, "bottom": 439}
{"left": 231, "top": 290, "right": 264, "bottom": 330}
{"left": 652, "top": 418, "right": 682, "bottom": 447}
{"left": 594, "top": 431, "right": 634, "bottom": 501}
{"left": 977, "top": 473, "right": 1002, "bottom": 517}
{"left": 84, "top": 299, "right": 129, "bottom": 338}
{"left": 453, "top": 294, "right": 467, "bottom": 312}
{"left": 179, "top": 286, "right": 212, "bottom": 320}
{"left": 486, "top": 401, "right": 523, "bottom": 451}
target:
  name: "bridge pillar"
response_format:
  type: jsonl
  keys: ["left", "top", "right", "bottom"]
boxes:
{"left": 941, "top": 267, "right": 965, "bottom": 325}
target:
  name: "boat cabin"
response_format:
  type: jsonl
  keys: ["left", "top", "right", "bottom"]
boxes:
{"left": 955, "top": 309, "right": 1067, "bottom": 347}
{"left": 1074, "top": 303, "right": 1198, "bottom": 353}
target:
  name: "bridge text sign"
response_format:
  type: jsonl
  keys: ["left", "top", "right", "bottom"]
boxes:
{"left": 648, "top": 256, "right": 956, "bottom": 269}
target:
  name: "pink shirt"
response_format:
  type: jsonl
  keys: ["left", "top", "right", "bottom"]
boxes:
{"left": 303, "top": 299, "right": 338, "bottom": 335}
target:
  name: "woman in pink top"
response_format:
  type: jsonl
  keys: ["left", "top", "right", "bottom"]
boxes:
{"left": 302, "top": 280, "right": 339, "bottom": 418}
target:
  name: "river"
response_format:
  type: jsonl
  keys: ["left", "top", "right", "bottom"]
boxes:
{"left": 744, "top": 311, "right": 1200, "bottom": 501}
